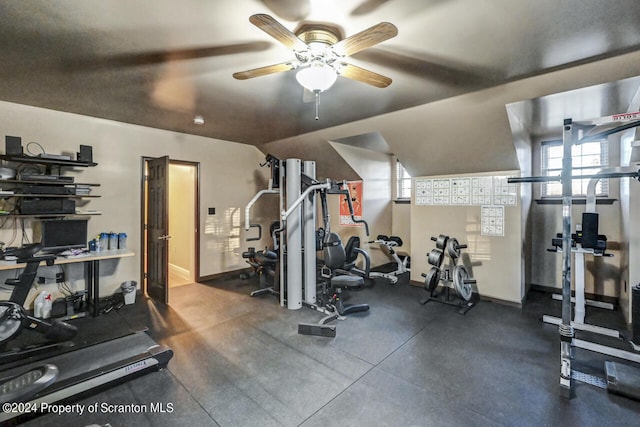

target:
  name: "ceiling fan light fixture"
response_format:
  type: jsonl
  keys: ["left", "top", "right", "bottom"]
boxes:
{"left": 295, "top": 62, "right": 337, "bottom": 92}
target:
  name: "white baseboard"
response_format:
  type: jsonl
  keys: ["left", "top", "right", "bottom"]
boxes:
{"left": 169, "top": 263, "right": 192, "bottom": 282}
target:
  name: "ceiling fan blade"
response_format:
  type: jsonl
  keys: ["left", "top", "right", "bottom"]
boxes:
{"left": 332, "top": 22, "right": 398, "bottom": 57}
{"left": 353, "top": 47, "right": 501, "bottom": 86}
{"left": 249, "top": 14, "right": 308, "bottom": 52}
{"left": 339, "top": 63, "right": 392, "bottom": 88}
{"left": 262, "top": 0, "right": 311, "bottom": 21}
{"left": 233, "top": 62, "right": 295, "bottom": 80}
{"left": 68, "top": 42, "right": 271, "bottom": 70}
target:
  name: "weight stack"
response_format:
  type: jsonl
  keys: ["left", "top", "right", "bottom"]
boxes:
{"left": 633, "top": 284, "right": 640, "bottom": 346}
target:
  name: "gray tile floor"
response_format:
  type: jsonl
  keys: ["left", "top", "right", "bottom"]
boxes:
{"left": 23, "top": 273, "right": 640, "bottom": 426}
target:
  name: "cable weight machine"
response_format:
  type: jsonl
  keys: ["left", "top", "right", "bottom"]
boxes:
{"left": 244, "top": 155, "right": 369, "bottom": 335}
{"left": 508, "top": 111, "right": 640, "bottom": 399}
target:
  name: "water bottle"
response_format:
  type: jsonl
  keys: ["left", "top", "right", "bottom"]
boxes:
{"left": 109, "top": 232, "right": 118, "bottom": 250}
{"left": 42, "top": 294, "right": 52, "bottom": 319}
{"left": 99, "top": 233, "right": 108, "bottom": 251}
{"left": 34, "top": 291, "right": 46, "bottom": 318}
{"left": 118, "top": 232, "right": 127, "bottom": 250}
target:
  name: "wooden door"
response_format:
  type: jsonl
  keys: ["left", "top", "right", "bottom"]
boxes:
{"left": 146, "top": 156, "right": 170, "bottom": 303}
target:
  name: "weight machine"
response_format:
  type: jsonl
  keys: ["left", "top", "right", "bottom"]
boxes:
{"left": 509, "top": 111, "right": 640, "bottom": 399}
{"left": 542, "top": 177, "right": 619, "bottom": 338}
{"left": 244, "top": 155, "right": 370, "bottom": 335}
{"left": 368, "top": 235, "right": 409, "bottom": 284}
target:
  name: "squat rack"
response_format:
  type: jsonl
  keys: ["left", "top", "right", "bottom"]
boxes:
{"left": 509, "top": 111, "right": 640, "bottom": 398}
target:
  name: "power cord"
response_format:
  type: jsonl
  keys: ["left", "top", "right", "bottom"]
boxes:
{"left": 25, "top": 141, "right": 46, "bottom": 156}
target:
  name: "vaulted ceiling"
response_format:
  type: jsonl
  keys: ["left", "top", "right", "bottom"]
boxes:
{"left": 1, "top": 1, "right": 640, "bottom": 175}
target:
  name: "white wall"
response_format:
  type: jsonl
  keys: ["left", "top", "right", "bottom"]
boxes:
{"left": 0, "top": 100, "right": 266, "bottom": 308}
{"left": 392, "top": 202, "right": 411, "bottom": 255}
{"left": 411, "top": 171, "right": 523, "bottom": 304}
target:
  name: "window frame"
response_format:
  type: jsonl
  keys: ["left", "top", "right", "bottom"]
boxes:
{"left": 540, "top": 139, "right": 609, "bottom": 198}
{"left": 396, "top": 160, "right": 412, "bottom": 201}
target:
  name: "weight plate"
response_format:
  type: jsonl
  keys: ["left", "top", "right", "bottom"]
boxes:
{"left": 427, "top": 249, "right": 444, "bottom": 267}
{"left": 424, "top": 267, "right": 441, "bottom": 293}
{"left": 447, "top": 238, "right": 461, "bottom": 259}
{"left": 434, "top": 234, "right": 449, "bottom": 250}
{"left": 453, "top": 264, "right": 473, "bottom": 301}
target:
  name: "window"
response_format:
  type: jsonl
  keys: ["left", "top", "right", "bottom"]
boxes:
{"left": 541, "top": 140, "right": 609, "bottom": 197}
{"left": 396, "top": 160, "right": 411, "bottom": 199}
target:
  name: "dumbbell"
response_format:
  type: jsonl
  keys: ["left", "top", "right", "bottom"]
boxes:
{"left": 446, "top": 238, "right": 468, "bottom": 259}
{"left": 430, "top": 234, "right": 449, "bottom": 250}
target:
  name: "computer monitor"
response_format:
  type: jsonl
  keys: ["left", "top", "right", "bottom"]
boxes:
{"left": 39, "top": 219, "right": 88, "bottom": 253}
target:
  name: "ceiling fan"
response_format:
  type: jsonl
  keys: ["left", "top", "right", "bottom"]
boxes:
{"left": 233, "top": 14, "right": 398, "bottom": 119}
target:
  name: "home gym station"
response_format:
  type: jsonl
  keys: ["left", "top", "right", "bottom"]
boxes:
{"left": 1, "top": 1, "right": 640, "bottom": 426}
{"left": 243, "top": 154, "right": 371, "bottom": 336}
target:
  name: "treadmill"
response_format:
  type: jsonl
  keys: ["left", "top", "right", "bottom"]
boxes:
{"left": 0, "top": 330, "right": 173, "bottom": 424}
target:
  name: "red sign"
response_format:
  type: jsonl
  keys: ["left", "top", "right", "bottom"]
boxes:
{"left": 340, "top": 181, "right": 363, "bottom": 226}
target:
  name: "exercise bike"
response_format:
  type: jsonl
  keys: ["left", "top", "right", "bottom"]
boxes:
{"left": 368, "top": 235, "right": 409, "bottom": 284}
{"left": 0, "top": 244, "right": 79, "bottom": 406}
{"left": 0, "top": 244, "right": 77, "bottom": 364}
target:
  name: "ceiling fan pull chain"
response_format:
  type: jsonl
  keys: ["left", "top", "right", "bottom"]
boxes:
{"left": 315, "top": 90, "right": 320, "bottom": 120}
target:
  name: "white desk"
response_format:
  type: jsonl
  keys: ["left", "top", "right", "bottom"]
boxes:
{"left": 1, "top": 250, "right": 135, "bottom": 317}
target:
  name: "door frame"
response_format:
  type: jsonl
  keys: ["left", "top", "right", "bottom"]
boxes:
{"left": 141, "top": 156, "right": 201, "bottom": 299}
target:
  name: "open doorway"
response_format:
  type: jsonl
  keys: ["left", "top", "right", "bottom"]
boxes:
{"left": 167, "top": 163, "right": 197, "bottom": 287}
{"left": 142, "top": 157, "right": 200, "bottom": 304}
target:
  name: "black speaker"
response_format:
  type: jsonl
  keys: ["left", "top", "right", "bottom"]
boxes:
{"left": 77, "top": 145, "right": 93, "bottom": 163}
{"left": 581, "top": 212, "right": 599, "bottom": 249}
{"left": 19, "top": 198, "right": 75, "bottom": 215}
{"left": 5, "top": 135, "right": 23, "bottom": 156}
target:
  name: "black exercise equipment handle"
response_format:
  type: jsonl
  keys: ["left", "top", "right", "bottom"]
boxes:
{"left": 342, "top": 185, "right": 369, "bottom": 236}
{"left": 246, "top": 224, "right": 262, "bottom": 242}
